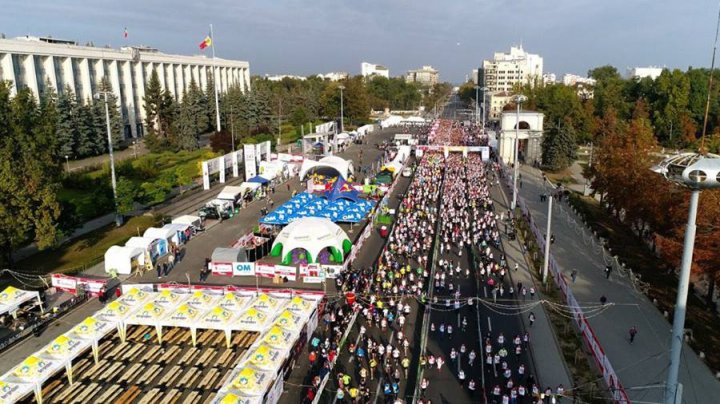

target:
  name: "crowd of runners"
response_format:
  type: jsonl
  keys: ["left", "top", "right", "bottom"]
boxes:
{"left": 303, "top": 119, "right": 553, "bottom": 403}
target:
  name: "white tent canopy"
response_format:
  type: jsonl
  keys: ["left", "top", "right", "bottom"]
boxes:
{"left": 217, "top": 186, "right": 244, "bottom": 202}
{"left": 143, "top": 227, "right": 176, "bottom": 243}
{"left": 172, "top": 215, "right": 202, "bottom": 229}
{"left": 125, "top": 236, "right": 168, "bottom": 260}
{"left": 299, "top": 155, "right": 354, "bottom": 180}
{"left": 270, "top": 217, "right": 351, "bottom": 265}
{"left": 104, "top": 245, "right": 145, "bottom": 275}
{"left": 0, "top": 287, "right": 42, "bottom": 318}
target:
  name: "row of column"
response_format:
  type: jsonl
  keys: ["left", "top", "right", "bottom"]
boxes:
{"left": 0, "top": 52, "right": 250, "bottom": 138}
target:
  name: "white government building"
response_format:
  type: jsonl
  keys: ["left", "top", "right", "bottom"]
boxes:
{"left": 0, "top": 36, "right": 250, "bottom": 138}
{"left": 482, "top": 46, "right": 543, "bottom": 93}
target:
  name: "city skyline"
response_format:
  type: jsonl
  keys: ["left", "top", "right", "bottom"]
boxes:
{"left": 1, "top": 0, "right": 718, "bottom": 83}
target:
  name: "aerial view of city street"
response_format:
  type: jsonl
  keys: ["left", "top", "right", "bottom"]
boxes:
{"left": 2, "top": 1, "right": 720, "bottom": 403}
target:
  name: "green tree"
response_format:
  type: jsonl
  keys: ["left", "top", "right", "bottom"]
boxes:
{"left": 0, "top": 85, "right": 61, "bottom": 264}
{"left": 96, "top": 77, "right": 125, "bottom": 149}
{"left": 589, "top": 65, "right": 630, "bottom": 118}
{"left": 56, "top": 86, "right": 77, "bottom": 158}
{"left": 143, "top": 70, "right": 175, "bottom": 151}
{"left": 73, "top": 101, "right": 95, "bottom": 157}
{"left": 542, "top": 119, "right": 578, "bottom": 171}
{"left": 115, "top": 177, "right": 140, "bottom": 215}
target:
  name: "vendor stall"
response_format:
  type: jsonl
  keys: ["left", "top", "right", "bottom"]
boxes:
{"left": 125, "top": 236, "right": 168, "bottom": 263}
{"left": 104, "top": 246, "right": 145, "bottom": 275}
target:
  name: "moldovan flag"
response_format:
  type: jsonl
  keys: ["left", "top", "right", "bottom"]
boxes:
{"left": 199, "top": 35, "right": 212, "bottom": 50}
{"left": 123, "top": 27, "right": 128, "bottom": 38}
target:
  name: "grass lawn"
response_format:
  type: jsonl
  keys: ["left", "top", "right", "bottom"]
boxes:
{"left": 16, "top": 215, "right": 159, "bottom": 275}
{"left": 569, "top": 193, "right": 720, "bottom": 372}
{"left": 544, "top": 166, "right": 578, "bottom": 185}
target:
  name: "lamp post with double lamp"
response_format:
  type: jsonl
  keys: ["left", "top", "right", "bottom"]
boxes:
{"left": 511, "top": 94, "right": 527, "bottom": 210}
{"left": 94, "top": 91, "right": 122, "bottom": 227}
{"left": 651, "top": 152, "right": 720, "bottom": 404}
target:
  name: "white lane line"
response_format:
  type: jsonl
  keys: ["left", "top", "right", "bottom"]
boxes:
{"left": 487, "top": 316, "right": 492, "bottom": 333}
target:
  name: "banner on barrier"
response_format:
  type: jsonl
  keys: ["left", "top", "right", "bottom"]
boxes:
{"left": 211, "top": 262, "right": 233, "bottom": 276}
{"left": 321, "top": 265, "right": 342, "bottom": 279}
{"left": 275, "top": 265, "right": 297, "bottom": 281}
{"left": 51, "top": 274, "right": 107, "bottom": 297}
{"left": 255, "top": 263, "right": 276, "bottom": 278}
{"left": 232, "top": 262, "right": 256, "bottom": 276}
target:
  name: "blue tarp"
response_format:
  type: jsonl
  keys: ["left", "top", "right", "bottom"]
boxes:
{"left": 248, "top": 175, "right": 271, "bottom": 184}
{"left": 260, "top": 192, "right": 374, "bottom": 225}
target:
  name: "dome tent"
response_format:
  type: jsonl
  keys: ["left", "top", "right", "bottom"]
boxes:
{"left": 270, "top": 217, "right": 352, "bottom": 265}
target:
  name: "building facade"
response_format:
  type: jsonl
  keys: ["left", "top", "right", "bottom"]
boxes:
{"left": 482, "top": 46, "right": 543, "bottom": 93}
{"left": 0, "top": 36, "right": 250, "bottom": 138}
{"left": 405, "top": 65, "right": 438, "bottom": 86}
{"left": 627, "top": 66, "right": 664, "bottom": 80}
{"left": 361, "top": 62, "right": 389, "bottom": 78}
{"left": 489, "top": 91, "right": 515, "bottom": 120}
{"left": 318, "top": 72, "right": 349, "bottom": 81}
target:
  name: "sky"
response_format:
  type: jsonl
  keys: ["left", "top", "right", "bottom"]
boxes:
{"left": 2, "top": 0, "right": 719, "bottom": 83}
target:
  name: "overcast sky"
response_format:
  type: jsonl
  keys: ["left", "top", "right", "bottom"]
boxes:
{"left": 2, "top": 0, "right": 718, "bottom": 83}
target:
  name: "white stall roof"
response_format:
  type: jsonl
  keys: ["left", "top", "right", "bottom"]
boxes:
{"left": 143, "top": 227, "right": 175, "bottom": 241}
{"left": 218, "top": 186, "right": 244, "bottom": 201}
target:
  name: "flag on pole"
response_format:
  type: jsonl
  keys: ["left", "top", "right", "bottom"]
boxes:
{"left": 123, "top": 27, "right": 128, "bottom": 38}
{"left": 199, "top": 35, "right": 212, "bottom": 50}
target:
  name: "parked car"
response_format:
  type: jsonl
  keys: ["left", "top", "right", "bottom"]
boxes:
{"left": 198, "top": 200, "right": 232, "bottom": 221}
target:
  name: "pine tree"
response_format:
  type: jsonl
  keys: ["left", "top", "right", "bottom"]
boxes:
{"left": 541, "top": 121, "right": 577, "bottom": 171}
{"left": 0, "top": 85, "right": 61, "bottom": 264}
{"left": 96, "top": 77, "right": 125, "bottom": 149}
{"left": 74, "top": 101, "right": 95, "bottom": 157}
{"left": 56, "top": 85, "right": 77, "bottom": 158}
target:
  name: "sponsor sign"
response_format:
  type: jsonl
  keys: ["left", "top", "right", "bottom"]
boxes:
{"left": 244, "top": 144, "right": 257, "bottom": 179}
{"left": 51, "top": 274, "right": 107, "bottom": 297}
{"left": 255, "top": 263, "right": 276, "bottom": 278}
{"left": 274, "top": 265, "right": 297, "bottom": 281}
{"left": 211, "top": 262, "right": 233, "bottom": 276}
{"left": 232, "top": 262, "right": 256, "bottom": 276}
{"left": 321, "top": 265, "right": 342, "bottom": 279}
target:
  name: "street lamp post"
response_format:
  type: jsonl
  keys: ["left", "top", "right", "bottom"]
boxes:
{"left": 95, "top": 91, "right": 122, "bottom": 227}
{"left": 64, "top": 155, "right": 70, "bottom": 173}
{"left": 511, "top": 94, "right": 527, "bottom": 211}
{"left": 338, "top": 85, "right": 345, "bottom": 133}
{"left": 542, "top": 195, "right": 553, "bottom": 283}
{"left": 132, "top": 141, "right": 138, "bottom": 159}
{"left": 481, "top": 86, "right": 488, "bottom": 131}
{"left": 474, "top": 85, "right": 480, "bottom": 124}
{"left": 651, "top": 153, "right": 720, "bottom": 404}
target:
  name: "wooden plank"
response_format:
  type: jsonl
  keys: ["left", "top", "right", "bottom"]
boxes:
{"left": 94, "top": 385, "right": 121, "bottom": 403}
{"left": 114, "top": 385, "right": 141, "bottom": 404}
{"left": 135, "top": 364, "right": 160, "bottom": 385}
{"left": 137, "top": 388, "right": 161, "bottom": 404}
{"left": 182, "top": 391, "right": 201, "bottom": 404}
{"left": 54, "top": 380, "right": 86, "bottom": 402}
{"left": 40, "top": 379, "right": 63, "bottom": 399}
{"left": 197, "top": 368, "right": 218, "bottom": 390}
{"left": 216, "top": 349, "right": 233, "bottom": 368}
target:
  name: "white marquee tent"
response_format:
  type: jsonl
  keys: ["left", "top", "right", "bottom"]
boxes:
{"left": 299, "top": 155, "right": 354, "bottom": 180}
{"left": 269, "top": 217, "right": 352, "bottom": 265}
{"left": 104, "top": 245, "right": 145, "bottom": 275}
{"left": 0, "top": 286, "right": 42, "bottom": 318}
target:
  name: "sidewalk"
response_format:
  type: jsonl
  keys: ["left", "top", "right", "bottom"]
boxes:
{"left": 490, "top": 172, "right": 573, "bottom": 391}
{"left": 519, "top": 164, "right": 720, "bottom": 404}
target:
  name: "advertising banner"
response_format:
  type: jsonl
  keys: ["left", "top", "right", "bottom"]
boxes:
{"left": 232, "top": 151, "right": 240, "bottom": 178}
{"left": 51, "top": 274, "right": 107, "bottom": 297}
{"left": 202, "top": 161, "right": 210, "bottom": 190}
{"left": 211, "top": 262, "right": 233, "bottom": 276}
{"left": 244, "top": 144, "right": 257, "bottom": 179}
{"left": 321, "top": 265, "right": 342, "bottom": 279}
{"left": 232, "top": 262, "right": 256, "bottom": 276}
{"left": 255, "top": 263, "right": 276, "bottom": 278}
{"left": 274, "top": 265, "right": 297, "bottom": 281}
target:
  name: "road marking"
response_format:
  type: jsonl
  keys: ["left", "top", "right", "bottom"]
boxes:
{"left": 487, "top": 316, "right": 492, "bottom": 332}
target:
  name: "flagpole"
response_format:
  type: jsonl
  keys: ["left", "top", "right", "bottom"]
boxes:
{"left": 210, "top": 23, "right": 222, "bottom": 132}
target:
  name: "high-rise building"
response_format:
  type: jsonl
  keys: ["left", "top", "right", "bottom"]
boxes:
{"left": 361, "top": 62, "right": 389, "bottom": 78}
{"left": 482, "top": 46, "right": 543, "bottom": 93}
{"left": 0, "top": 35, "right": 250, "bottom": 138}
{"left": 405, "top": 65, "right": 439, "bottom": 86}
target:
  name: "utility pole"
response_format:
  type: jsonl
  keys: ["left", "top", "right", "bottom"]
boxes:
{"left": 230, "top": 104, "right": 235, "bottom": 151}
{"left": 542, "top": 195, "right": 553, "bottom": 283}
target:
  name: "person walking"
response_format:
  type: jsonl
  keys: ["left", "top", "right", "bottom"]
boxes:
{"left": 571, "top": 269, "right": 578, "bottom": 283}
{"left": 629, "top": 326, "right": 638, "bottom": 344}
{"left": 605, "top": 265, "right": 612, "bottom": 279}
{"left": 528, "top": 312, "right": 536, "bottom": 327}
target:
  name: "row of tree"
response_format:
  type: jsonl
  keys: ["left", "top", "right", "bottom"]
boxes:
{"left": 0, "top": 82, "right": 63, "bottom": 264}
{"left": 587, "top": 101, "right": 720, "bottom": 304}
